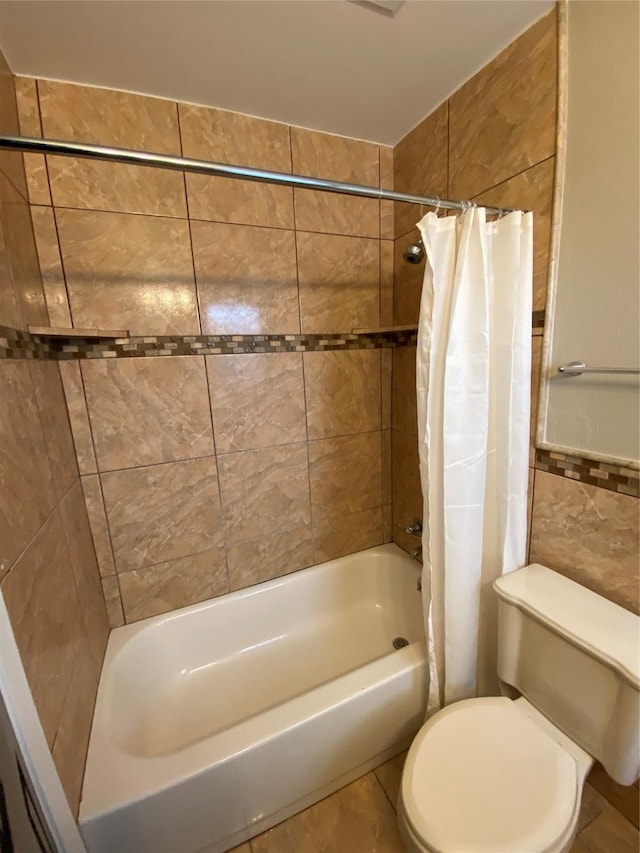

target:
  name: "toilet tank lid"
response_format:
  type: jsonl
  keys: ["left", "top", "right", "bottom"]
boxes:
{"left": 494, "top": 565, "right": 640, "bottom": 689}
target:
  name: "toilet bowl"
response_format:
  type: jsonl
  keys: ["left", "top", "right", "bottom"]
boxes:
{"left": 398, "top": 697, "right": 593, "bottom": 853}
{"left": 398, "top": 564, "right": 640, "bottom": 853}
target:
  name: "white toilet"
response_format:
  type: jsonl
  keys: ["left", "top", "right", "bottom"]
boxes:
{"left": 398, "top": 563, "right": 640, "bottom": 853}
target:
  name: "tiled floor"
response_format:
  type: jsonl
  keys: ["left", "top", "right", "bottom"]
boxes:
{"left": 230, "top": 752, "right": 640, "bottom": 853}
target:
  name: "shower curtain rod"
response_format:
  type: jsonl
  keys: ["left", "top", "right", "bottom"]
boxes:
{"left": 0, "top": 135, "right": 517, "bottom": 216}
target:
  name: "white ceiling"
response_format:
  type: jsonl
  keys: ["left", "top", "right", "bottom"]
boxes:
{"left": 0, "top": 0, "right": 554, "bottom": 146}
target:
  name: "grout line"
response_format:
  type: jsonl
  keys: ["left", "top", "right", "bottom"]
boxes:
{"left": 77, "top": 361, "right": 100, "bottom": 472}
{"left": 79, "top": 361, "right": 123, "bottom": 616}
{"left": 0, "top": 165, "right": 30, "bottom": 205}
{"left": 50, "top": 205, "right": 76, "bottom": 328}
{"left": 290, "top": 126, "right": 305, "bottom": 337}
{"left": 34, "top": 77, "right": 55, "bottom": 210}
{"left": 372, "top": 762, "right": 399, "bottom": 814}
{"left": 39, "top": 200, "right": 385, "bottom": 242}
{"left": 470, "top": 154, "right": 556, "bottom": 203}
{"left": 97, "top": 451, "right": 218, "bottom": 476}
{"left": 395, "top": 224, "right": 423, "bottom": 243}
{"left": 202, "top": 354, "right": 232, "bottom": 591}
{"left": 176, "top": 100, "right": 204, "bottom": 337}
{"left": 299, "top": 354, "right": 315, "bottom": 555}
{"left": 446, "top": 99, "right": 450, "bottom": 197}
{"left": 25, "top": 360, "right": 72, "bottom": 504}
{"left": 224, "top": 519, "right": 314, "bottom": 552}
{"left": 0, "top": 470, "right": 79, "bottom": 585}
{"left": 115, "top": 543, "right": 224, "bottom": 579}
{"left": 56, "top": 479, "right": 101, "bottom": 643}
{"left": 527, "top": 465, "right": 536, "bottom": 563}
{"left": 33, "top": 78, "right": 46, "bottom": 139}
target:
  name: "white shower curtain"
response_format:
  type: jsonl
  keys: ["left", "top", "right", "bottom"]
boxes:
{"left": 416, "top": 207, "right": 533, "bottom": 714}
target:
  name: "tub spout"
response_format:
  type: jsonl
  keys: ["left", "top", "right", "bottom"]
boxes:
{"left": 411, "top": 545, "right": 422, "bottom": 562}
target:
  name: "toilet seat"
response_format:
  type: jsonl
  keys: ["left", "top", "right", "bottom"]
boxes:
{"left": 400, "top": 697, "right": 580, "bottom": 853}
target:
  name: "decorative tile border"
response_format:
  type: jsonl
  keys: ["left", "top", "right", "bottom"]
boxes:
{"left": 534, "top": 448, "right": 639, "bottom": 498}
{"left": 0, "top": 325, "right": 53, "bottom": 360}
{"left": 2, "top": 309, "right": 547, "bottom": 361}
{"left": 50, "top": 330, "right": 419, "bottom": 359}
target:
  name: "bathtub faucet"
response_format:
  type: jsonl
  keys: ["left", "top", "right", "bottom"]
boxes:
{"left": 406, "top": 520, "right": 422, "bottom": 537}
{"left": 411, "top": 545, "right": 422, "bottom": 562}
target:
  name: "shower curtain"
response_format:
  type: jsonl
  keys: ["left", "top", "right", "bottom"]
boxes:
{"left": 416, "top": 207, "right": 533, "bottom": 714}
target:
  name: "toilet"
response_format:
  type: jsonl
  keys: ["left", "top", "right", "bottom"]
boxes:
{"left": 398, "top": 563, "right": 640, "bottom": 853}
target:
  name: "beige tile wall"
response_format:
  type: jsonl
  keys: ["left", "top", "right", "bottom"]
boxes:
{"left": 69, "top": 346, "right": 391, "bottom": 626}
{"left": 391, "top": 7, "right": 640, "bottom": 615}
{"left": 14, "top": 76, "right": 394, "bottom": 626}
{"left": 0, "top": 52, "right": 110, "bottom": 818}
{"left": 392, "top": 12, "right": 557, "bottom": 548}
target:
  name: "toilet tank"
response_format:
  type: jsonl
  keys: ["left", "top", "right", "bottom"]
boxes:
{"left": 493, "top": 564, "right": 640, "bottom": 785}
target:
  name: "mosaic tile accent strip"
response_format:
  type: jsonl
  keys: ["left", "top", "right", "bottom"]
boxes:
{"left": 0, "top": 325, "right": 53, "bottom": 360}
{"left": 51, "top": 330, "right": 419, "bottom": 359}
{"left": 535, "top": 448, "right": 639, "bottom": 498}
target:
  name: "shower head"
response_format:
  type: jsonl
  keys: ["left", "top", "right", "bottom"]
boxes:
{"left": 403, "top": 239, "right": 424, "bottom": 264}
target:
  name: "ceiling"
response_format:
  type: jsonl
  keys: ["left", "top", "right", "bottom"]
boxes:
{"left": 0, "top": 0, "right": 554, "bottom": 146}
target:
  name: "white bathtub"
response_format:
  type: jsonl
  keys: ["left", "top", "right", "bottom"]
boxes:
{"left": 79, "top": 544, "right": 428, "bottom": 853}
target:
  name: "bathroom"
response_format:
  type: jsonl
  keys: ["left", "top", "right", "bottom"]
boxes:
{"left": 0, "top": 0, "right": 638, "bottom": 851}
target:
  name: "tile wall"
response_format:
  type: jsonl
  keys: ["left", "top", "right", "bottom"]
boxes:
{"left": 391, "top": 5, "right": 639, "bottom": 615}
{"left": 0, "top": 51, "right": 109, "bottom": 817}
{"left": 12, "top": 77, "right": 396, "bottom": 627}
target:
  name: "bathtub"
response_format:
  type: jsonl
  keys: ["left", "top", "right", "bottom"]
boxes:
{"left": 79, "top": 544, "right": 428, "bottom": 853}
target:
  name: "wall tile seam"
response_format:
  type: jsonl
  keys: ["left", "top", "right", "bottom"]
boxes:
{"left": 394, "top": 224, "right": 423, "bottom": 241}
{"left": 214, "top": 426, "right": 385, "bottom": 455}
{"left": 86, "top": 435, "right": 393, "bottom": 479}
{"left": 62, "top": 370, "right": 97, "bottom": 477}
{"left": 20, "top": 77, "right": 385, "bottom": 171}
{"left": 29, "top": 360, "right": 80, "bottom": 491}
{"left": 293, "top": 161, "right": 316, "bottom": 530}
{"left": 468, "top": 153, "right": 557, "bottom": 205}
{"left": 84, "top": 381, "right": 127, "bottom": 589}
{"left": 0, "top": 472, "right": 81, "bottom": 586}
{"left": 307, "top": 427, "right": 386, "bottom": 446}
{"left": 0, "top": 166, "right": 30, "bottom": 206}
{"left": 56, "top": 481, "right": 104, "bottom": 655}
{"left": 95, "top": 452, "right": 219, "bottom": 478}
{"left": 113, "top": 544, "right": 229, "bottom": 578}
{"left": 390, "top": 425, "right": 419, "bottom": 439}
{"left": 393, "top": 113, "right": 554, "bottom": 223}
{"left": 224, "top": 525, "right": 315, "bottom": 552}
{"left": 101, "top": 575, "right": 125, "bottom": 626}
{"left": 311, "top": 502, "right": 386, "bottom": 521}
{"left": 201, "top": 357, "right": 227, "bottom": 589}
{"left": 33, "top": 202, "right": 388, "bottom": 242}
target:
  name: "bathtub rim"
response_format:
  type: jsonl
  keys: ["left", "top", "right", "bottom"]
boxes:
{"left": 80, "top": 543, "right": 424, "bottom": 822}
{"left": 105, "top": 543, "right": 420, "bottom": 660}
{"left": 80, "top": 641, "right": 426, "bottom": 821}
